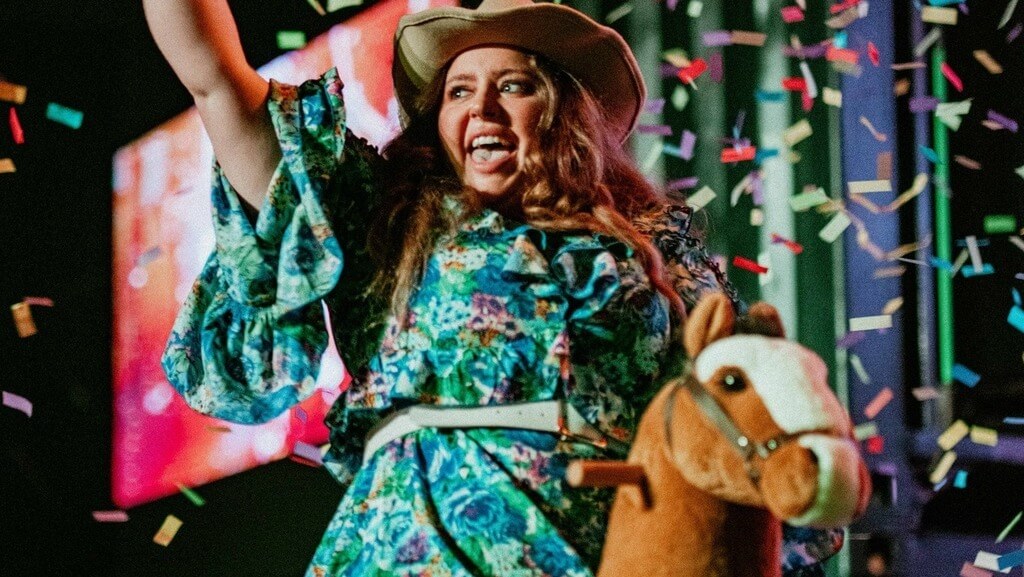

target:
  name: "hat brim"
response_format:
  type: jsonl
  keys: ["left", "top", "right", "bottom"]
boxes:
{"left": 393, "top": 3, "right": 645, "bottom": 143}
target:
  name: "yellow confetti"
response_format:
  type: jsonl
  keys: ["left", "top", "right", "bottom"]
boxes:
{"left": 850, "top": 315, "right": 893, "bottom": 332}
{"left": 730, "top": 30, "right": 767, "bottom": 46}
{"left": 969, "top": 425, "right": 998, "bottom": 447}
{"left": 0, "top": 158, "right": 15, "bottom": 173}
{"left": 973, "top": 50, "right": 1003, "bottom": 74}
{"left": 873, "top": 266, "right": 906, "bottom": 279}
{"left": 823, "top": 87, "right": 843, "bottom": 107}
{"left": 819, "top": 211, "right": 852, "bottom": 243}
{"left": 893, "top": 78, "right": 911, "bottom": 97}
{"left": 937, "top": 419, "right": 969, "bottom": 451}
{"left": 848, "top": 179, "right": 892, "bottom": 194}
{"left": 153, "top": 514, "right": 183, "bottom": 547}
{"left": 750, "top": 208, "right": 764, "bottom": 226}
{"left": 0, "top": 81, "right": 27, "bottom": 104}
{"left": 783, "top": 119, "right": 813, "bottom": 147}
{"left": 921, "top": 6, "right": 958, "bottom": 25}
{"left": 687, "top": 186, "right": 717, "bottom": 212}
{"left": 929, "top": 451, "right": 957, "bottom": 484}
{"left": 10, "top": 301, "right": 37, "bottom": 338}
{"left": 882, "top": 297, "right": 904, "bottom": 315}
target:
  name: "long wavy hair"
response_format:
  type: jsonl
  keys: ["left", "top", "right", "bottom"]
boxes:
{"left": 368, "top": 51, "right": 686, "bottom": 323}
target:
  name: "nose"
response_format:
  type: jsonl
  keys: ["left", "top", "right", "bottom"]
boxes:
{"left": 469, "top": 87, "right": 500, "bottom": 120}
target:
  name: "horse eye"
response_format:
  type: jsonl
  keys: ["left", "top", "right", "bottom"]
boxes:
{"left": 721, "top": 371, "right": 746, "bottom": 392}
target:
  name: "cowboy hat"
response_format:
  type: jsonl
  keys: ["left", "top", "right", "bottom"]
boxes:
{"left": 392, "top": 0, "right": 646, "bottom": 143}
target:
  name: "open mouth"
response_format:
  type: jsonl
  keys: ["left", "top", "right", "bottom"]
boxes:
{"left": 468, "top": 134, "right": 516, "bottom": 164}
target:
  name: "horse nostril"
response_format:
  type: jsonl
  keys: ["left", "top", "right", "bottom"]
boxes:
{"left": 722, "top": 371, "right": 747, "bottom": 392}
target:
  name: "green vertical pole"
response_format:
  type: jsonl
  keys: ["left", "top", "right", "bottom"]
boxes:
{"left": 931, "top": 45, "right": 953, "bottom": 387}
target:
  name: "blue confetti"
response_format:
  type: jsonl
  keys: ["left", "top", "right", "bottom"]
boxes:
{"left": 953, "top": 470, "right": 968, "bottom": 488}
{"left": 1014, "top": 288, "right": 1022, "bottom": 308}
{"left": 997, "top": 549, "right": 1024, "bottom": 570}
{"left": 755, "top": 90, "right": 785, "bottom": 102}
{"left": 929, "top": 256, "right": 954, "bottom": 271}
{"left": 755, "top": 148, "right": 779, "bottom": 164}
{"left": 1008, "top": 306, "right": 1024, "bottom": 334}
{"left": 952, "top": 364, "right": 981, "bottom": 387}
{"left": 919, "top": 145, "right": 941, "bottom": 164}
{"left": 834, "top": 31, "right": 848, "bottom": 49}
{"left": 961, "top": 264, "right": 994, "bottom": 278}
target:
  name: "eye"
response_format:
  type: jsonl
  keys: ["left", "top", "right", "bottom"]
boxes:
{"left": 447, "top": 85, "right": 470, "bottom": 100}
{"left": 500, "top": 79, "right": 534, "bottom": 95}
{"left": 721, "top": 370, "right": 747, "bottom": 393}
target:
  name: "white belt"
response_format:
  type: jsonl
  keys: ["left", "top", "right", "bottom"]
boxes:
{"left": 362, "top": 400, "right": 628, "bottom": 464}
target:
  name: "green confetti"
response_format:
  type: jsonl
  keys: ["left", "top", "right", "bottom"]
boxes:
{"left": 175, "top": 483, "right": 206, "bottom": 507}
{"left": 327, "top": 0, "right": 363, "bottom": 11}
{"left": 671, "top": 85, "right": 689, "bottom": 111}
{"left": 984, "top": 214, "right": 1017, "bottom": 235}
{"left": 276, "top": 31, "right": 307, "bottom": 50}
{"left": 306, "top": 0, "right": 326, "bottom": 15}
{"left": 45, "top": 103, "right": 83, "bottom": 129}
{"left": 996, "top": 510, "right": 1022, "bottom": 543}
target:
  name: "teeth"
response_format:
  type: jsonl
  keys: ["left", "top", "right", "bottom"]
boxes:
{"left": 470, "top": 135, "right": 510, "bottom": 149}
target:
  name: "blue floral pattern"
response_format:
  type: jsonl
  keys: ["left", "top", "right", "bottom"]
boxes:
{"left": 163, "top": 68, "right": 843, "bottom": 576}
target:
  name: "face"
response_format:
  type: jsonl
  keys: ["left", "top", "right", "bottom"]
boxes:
{"left": 438, "top": 46, "right": 548, "bottom": 205}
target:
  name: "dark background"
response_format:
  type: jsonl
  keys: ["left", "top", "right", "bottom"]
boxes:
{"left": 1, "top": 2, "right": 372, "bottom": 575}
{"left": 3, "top": 0, "right": 1024, "bottom": 575}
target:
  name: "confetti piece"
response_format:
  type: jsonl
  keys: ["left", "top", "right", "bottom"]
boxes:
{"left": 997, "top": 550, "right": 1024, "bottom": 570}
{"left": 687, "top": 0, "right": 703, "bottom": 18}
{"left": 0, "top": 81, "right": 27, "bottom": 104}
{"left": 848, "top": 179, "right": 892, "bottom": 194}
{"left": 1008, "top": 23, "right": 1022, "bottom": 42}
{"left": 920, "top": 145, "right": 941, "bottom": 164}
{"left": 987, "top": 110, "right": 1019, "bottom": 132}
{"left": 952, "top": 363, "right": 981, "bottom": 387}
{"left": 938, "top": 419, "right": 969, "bottom": 450}
{"left": 687, "top": 186, "right": 717, "bottom": 211}
{"left": 326, "top": 0, "right": 363, "bottom": 10}
{"left": 953, "top": 469, "right": 968, "bottom": 488}
{"left": 912, "top": 386, "right": 940, "bottom": 401}
{"left": 789, "top": 187, "right": 829, "bottom": 212}
{"left": 731, "top": 30, "right": 767, "bottom": 46}
{"left": 996, "top": 511, "right": 1022, "bottom": 543}
{"left": 826, "top": 46, "right": 860, "bottom": 64}
{"left": 864, "top": 387, "right": 894, "bottom": 419}
{"left": 914, "top": 28, "right": 942, "bottom": 57}
{"left": 10, "top": 301, "right": 37, "bottom": 338}
{"left": 929, "top": 450, "right": 957, "bottom": 484}
{"left": 882, "top": 297, "right": 903, "bottom": 315}
{"left": 153, "top": 515, "right": 183, "bottom": 547}
{"left": 781, "top": 6, "right": 804, "bottom": 22}
{"left": 909, "top": 96, "right": 938, "bottom": 113}
{"left": 922, "top": 6, "right": 958, "bottom": 24}
{"left": 965, "top": 235, "right": 984, "bottom": 272}
{"left": 850, "top": 315, "right": 892, "bottom": 332}
{"left": 936, "top": 99, "right": 973, "bottom": 131}
{"left": 641, "top": 141, "right": 663, "bottom": 172}
{"left": 874, "top": 266, "right": 905, "bottom": 278}
{"left": 893, "top": 78, "right": 911, "bottom": 96}
{"left": 819, "top": 211, "right": 852, "bottom": 242}
{"left": 643, "top": 99, "right": 666, "bottom": 114}
{"left": 2, "top": 391, "right": 33, "bottom": 417}
{"left": 941, "top": 62, "right": 964, "bottom": 92}
{"left": 859, "top": 116, "right": 887, "bottom": 141}
{"left": 205, "top": 425, "right": 232, "bottom": 433}
{"left": 23, "top": 297, "right": 54, "bottom": 307}
{"left": 770, "top": 233, "right": 803, "bottom": 254}
{"left": 954, "top": 155, "right": 981, "bottom": 170}
{"left": 973, "top": 50, "right": 1004, "bottom": 74}
{"left": 783, "top": 118, "right": 813, "bottom": 146}
{"left": 782, "top": 77, "right": 807, "bottom": 92}
{"left": 850, "top": 354, "right": 871, "bottom": 383}
{"left": 92, "top": 510, "right": 130, "bottom": 523}
{"left": 293, "top": 441, "right": 325, "bottom": 465}
{"left": 867, "top": 41, "right": 880, "bottom": 66}
{"left": 853, "top": 421, "right": 878, "bottom": 441}
{"left": 999, "top": 0, "right": 1018, "bottom": 29}
{"left": 678, "top": 130, "right": 697, "bottom": 160}
{"left": 9, "top": 108, "right": 24, "bottom": 144}
{"left": 892, "top": 61, "right": 926, "bottom": 70}
{"left": 637, "top": 124, "right": 673, "bottom": 136}
{"left": 1005, "top": 416, "right": 1024, "bottom": 425}
{"left": 876, "top": 152, "right": 892, "bottom": 181}
{"left": 702, "top": 31, "right": 732, "bottom": 47}
{"left": 984, "top": 215, "right": 1017, "bottom": 234}
{"left": 970, "top": 554, "right": 1004, "bottom": 574}
{"left": 865, "top": 435, "right": 884, "bottom": 454}
{"left": 823, "top": 87, "right": 843, "bottom": 107}
{"left": 677, "top": 59, "right": 707, "bottom": 87}
{"left": 732, "top": 255, "right": 769, "bottom": 274}
{"left": 46, "top": 102, "right": 84, "bottom": 130}
{"left": 276, "top": 30, "right": 307, "bottom": 50}
{"left": 950, "top": 249, "right": 970, "bottom": 275}
{"left": 175, "top": 483, "right": 206, "bottom": 507}
{"left": 306, "top": 0, "right": 327, "bottom": 15}
{"left": 0, "top": 158, "right": 15, "bottom": 174}
{"left": 969, "top": 425, "right": 998, "bottom": 447}
{"left": 605, "top": 3, "right": 634, "bottom": 24}
{"left": 750, "top": 208, "right": 764, "bottom": 226}
{"left": 670, "top": 85, "right": 689, "bottom": 111}
{"left": 721, "top": 146, "right": 756, "bottom": 163}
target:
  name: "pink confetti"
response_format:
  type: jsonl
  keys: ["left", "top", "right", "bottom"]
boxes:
{"left": 1008, "top": 23, "right": 1023, "bottom": 43}
{"left": 709, "top": 52, "right": 724, "bottom": 83}
{"left": 868, "top": 41, "right": 880, "bottom": 66}
{"left": 941, "top": 62, "right": 964, "bottom": 92}
{"left": 864, "top": 387, "right": 894, "bottom": 419}
{"left": 92, "top": 510, "right": 130, "bottom": 523}
{"left": 23, "top": 297, "right": 55, "bottom": 307}
{"left": 680, "top": 130, "right": 697, "bottom": 160}
{"left": 9, "top": 108, "right": 24, "bottom": 144}
{"left": 781, "top": 6, "right": 804, "bottom": 23}
{"left": 2, "top": 391, "right": 33, "bottom": 417}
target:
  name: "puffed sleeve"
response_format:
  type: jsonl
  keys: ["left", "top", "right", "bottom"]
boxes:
{"left": 161, "top": 68, "right": 382, "bottom": 424}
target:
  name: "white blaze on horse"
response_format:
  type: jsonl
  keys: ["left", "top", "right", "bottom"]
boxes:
{"left": 569, "top": 293, "right": 871, "bottom": 577}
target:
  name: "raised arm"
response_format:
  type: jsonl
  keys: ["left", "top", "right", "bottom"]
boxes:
{"left": 142, "top": 0, "right": 277, "bottom": 209}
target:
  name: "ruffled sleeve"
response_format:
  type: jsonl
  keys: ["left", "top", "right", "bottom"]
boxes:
{"left": 161, "top": 68, "right": 382, "bottom": 424}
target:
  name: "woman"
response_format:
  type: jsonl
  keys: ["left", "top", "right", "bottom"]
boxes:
{"left": 145, "top": 0, "right": 842, "bottom": 574}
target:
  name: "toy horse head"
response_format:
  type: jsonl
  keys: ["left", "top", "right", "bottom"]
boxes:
{"left": 585, "top": 293, "right": 871, "bottom": 577}
{"left": 670, "top": 292, "right": 871, "bottom": 526}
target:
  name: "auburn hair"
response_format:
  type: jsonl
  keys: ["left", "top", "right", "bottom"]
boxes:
{"left": 367, "top": 52, "right": 686, "bottom": 323}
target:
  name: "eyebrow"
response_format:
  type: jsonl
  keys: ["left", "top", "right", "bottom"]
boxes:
{"left": 445, "top": 68, "right": 538, "bottom": 85}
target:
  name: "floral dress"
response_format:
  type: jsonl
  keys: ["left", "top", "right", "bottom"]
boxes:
{"left": 162, "top": 69, "right": 842, "bottom": 576}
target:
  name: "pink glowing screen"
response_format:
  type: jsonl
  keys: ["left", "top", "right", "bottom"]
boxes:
{"left": 112, "top": 0, "right": 454, "bottom": 508}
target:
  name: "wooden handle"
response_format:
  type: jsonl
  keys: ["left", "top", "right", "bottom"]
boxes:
{"left": 566, "top": 460, "right": 646, "bottom": 487}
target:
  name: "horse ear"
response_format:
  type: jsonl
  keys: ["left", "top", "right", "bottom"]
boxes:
{"left": 684, "top": 293, "right": 736, "bottom": 359}
{"left": 740, "top": 302, "right": 786, "bottom": 338}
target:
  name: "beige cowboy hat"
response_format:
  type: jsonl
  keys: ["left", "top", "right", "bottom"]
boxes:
{"left": 392, "top": 0, "right": 646, "bottom": 143}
